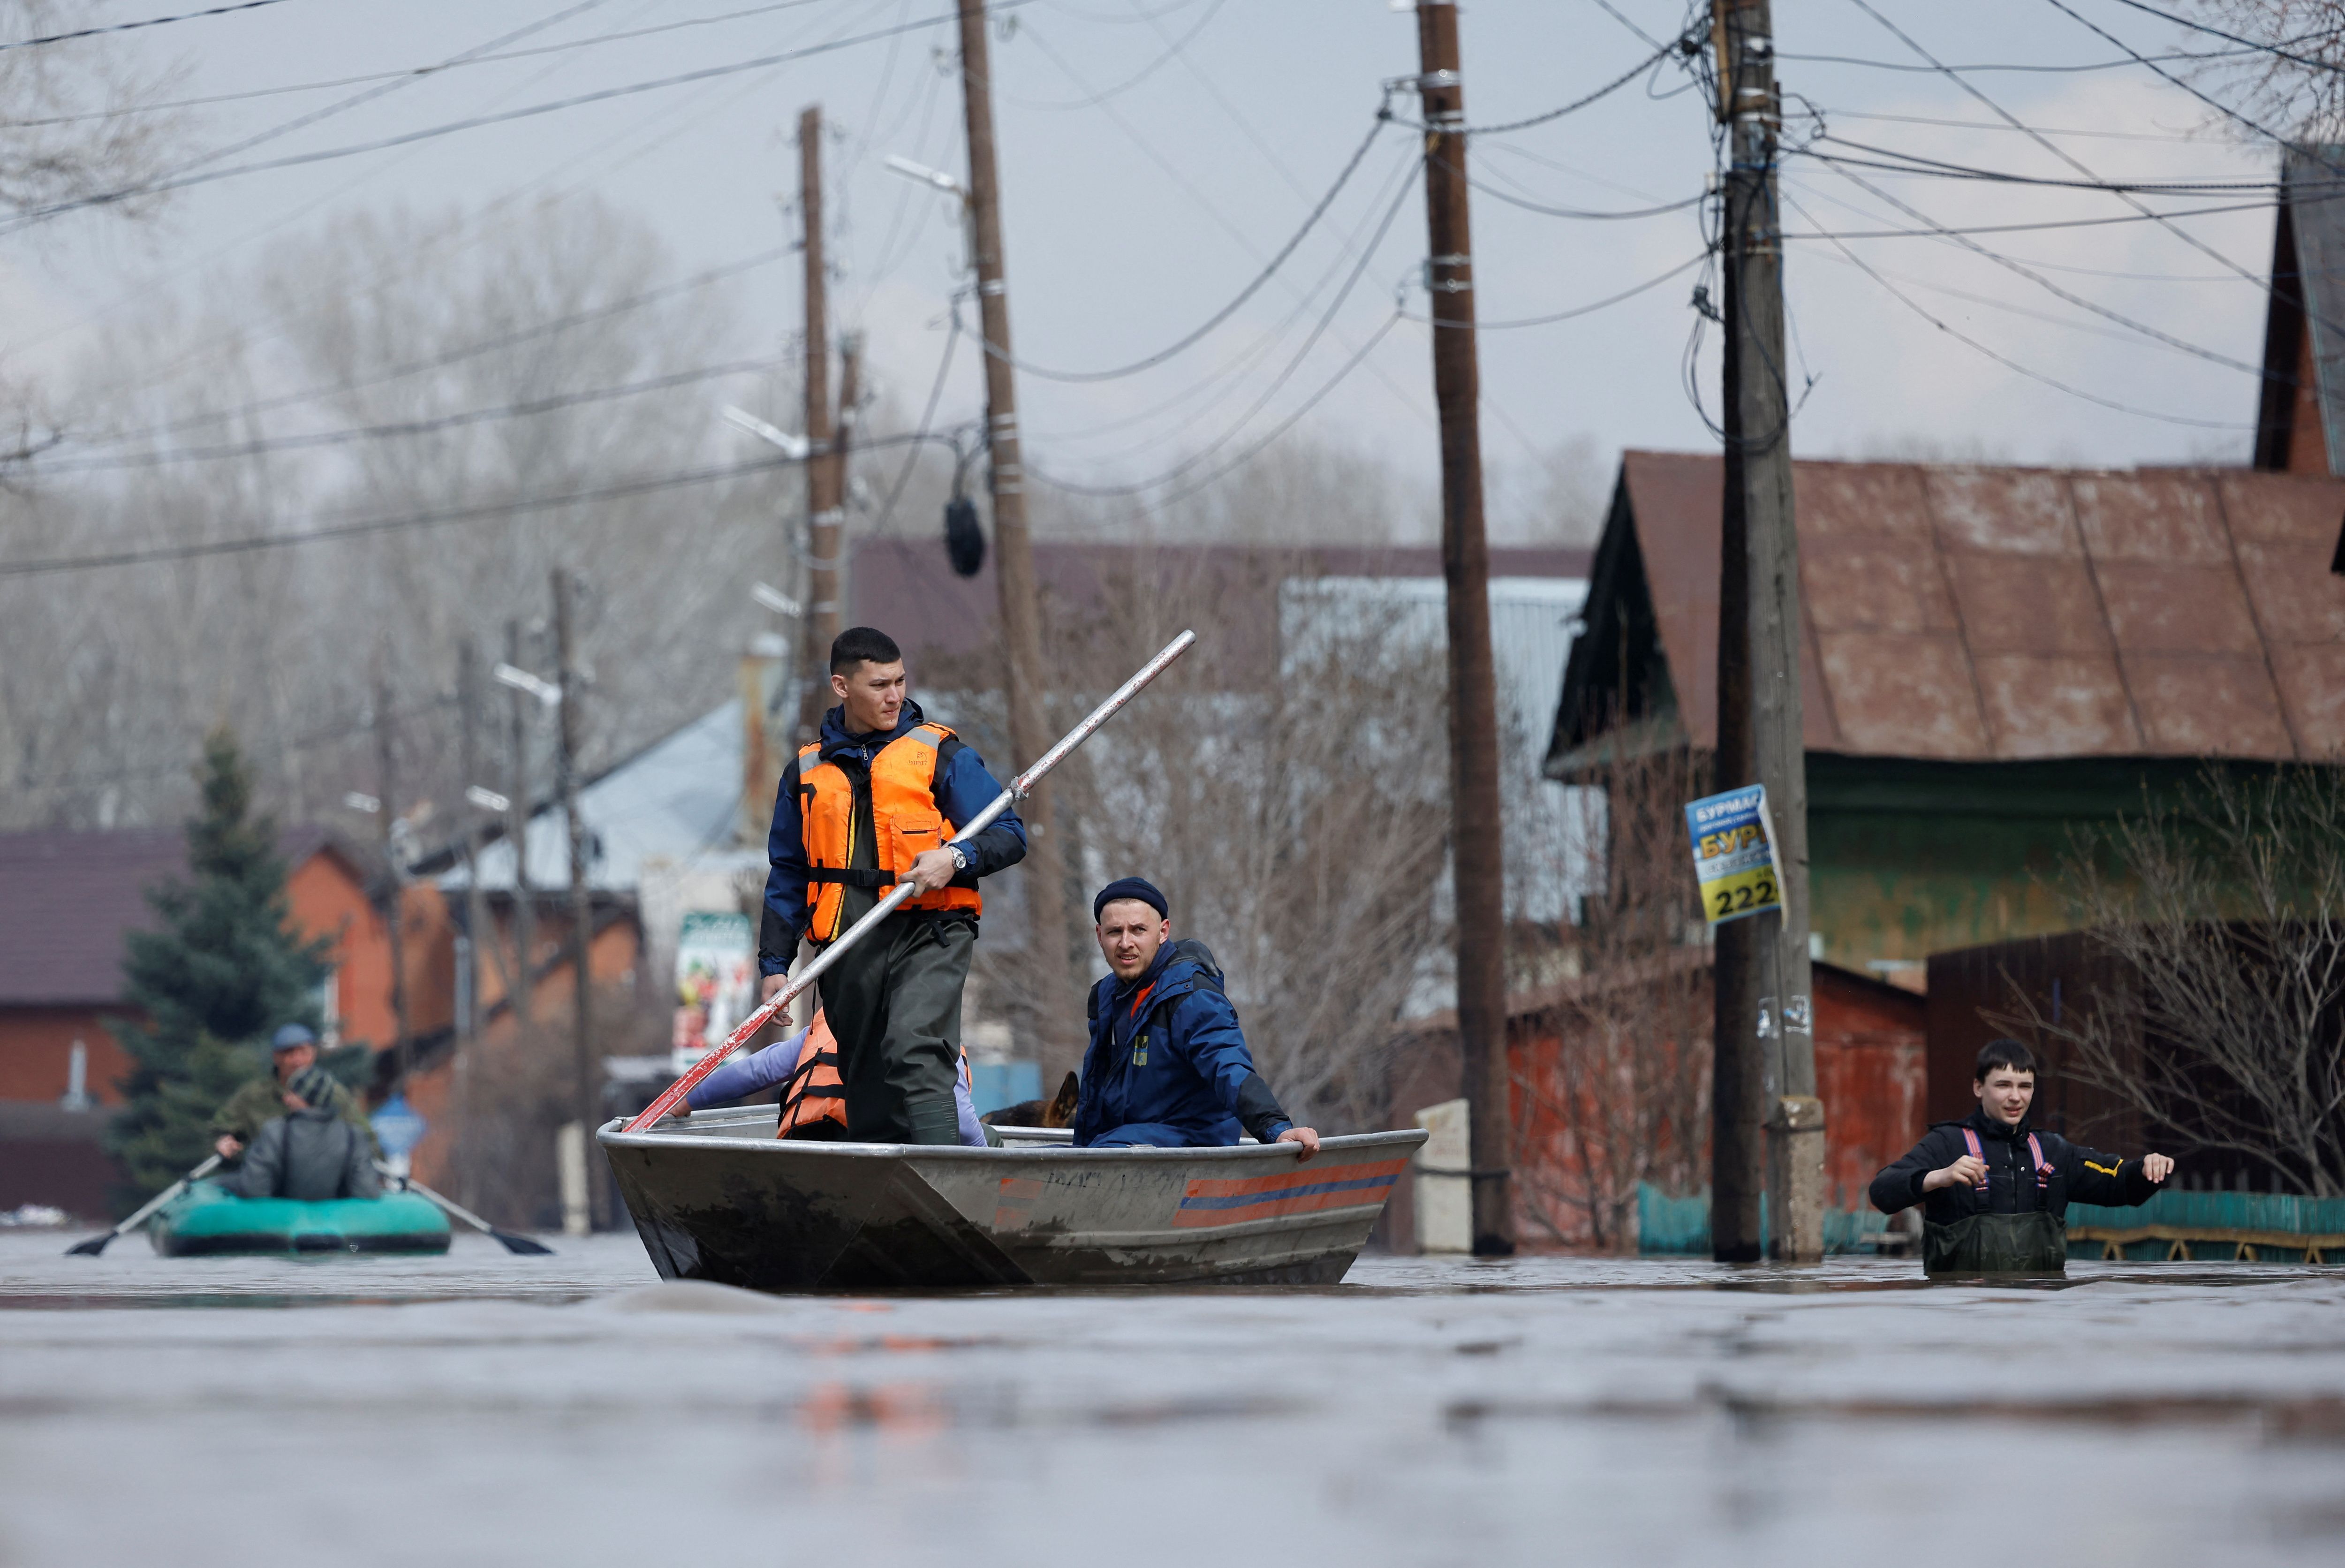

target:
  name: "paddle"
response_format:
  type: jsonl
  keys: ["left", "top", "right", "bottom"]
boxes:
{"left": 377, "top": 1163, "right": 554, "bottom": 1256}
{"left": 622, "top": 629, "right": 1200, "bottom": 1135}
{"left": 66, "top": 1153, "right": 222, "bottom": 1256}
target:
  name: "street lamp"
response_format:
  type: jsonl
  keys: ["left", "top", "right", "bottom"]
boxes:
{"left": 752, "top": 582, "right": 802, "bottom": 617}
{"left": 721, "top": 404, "right": 810, "bottom": 460}
{"left": 494, "top": 662, "right": 562, "bottom": 709}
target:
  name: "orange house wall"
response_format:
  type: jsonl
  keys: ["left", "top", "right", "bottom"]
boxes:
{"left": 0, "top": 1007, "right": 136, "bottom": 1103}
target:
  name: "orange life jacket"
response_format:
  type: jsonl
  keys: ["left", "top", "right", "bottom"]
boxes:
{"left": 776, "top": 1012, "right": 846, "bottom": 1138}
{"left": 773, "top": 1010, "right": 973, "bottom": 1141}
{"left": 796, "top": 723, "right": 982, "bottom": 942}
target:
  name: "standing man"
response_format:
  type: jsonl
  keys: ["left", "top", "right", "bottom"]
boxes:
{"left": 759, "top": 628, "right": 1027, "bottom": 1144}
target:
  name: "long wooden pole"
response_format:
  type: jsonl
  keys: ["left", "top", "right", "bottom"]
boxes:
{"left": 797, "top": 103, "right": 841, "bottom": 745}
{"left": 553, "top": 567, "right": 603, "bottom": 1230}
{"left": 1415, "top": 0, "right": 1514, "bottom": 1257}
{"left": 955, "top": 0, "right": 1080, "bottom": 1079}
{"left": 1719, "top": 0, "right": 1822, "bottom": 1261}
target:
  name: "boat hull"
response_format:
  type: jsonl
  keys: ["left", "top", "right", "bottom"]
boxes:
{"left": 598, "top": 1112, "right": 1423, "bottom": 1291}
{"left": 148, "top": 1180, "right": 452, "bottom": 1257}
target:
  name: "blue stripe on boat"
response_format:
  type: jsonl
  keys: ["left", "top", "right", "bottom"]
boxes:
{"left": 1177, "top": 1174, "right": 1399, "bottom": 1211}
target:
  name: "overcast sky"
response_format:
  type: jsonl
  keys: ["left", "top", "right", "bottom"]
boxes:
{"left": 0, "top": 0, "right": 2288, "bottom": 517}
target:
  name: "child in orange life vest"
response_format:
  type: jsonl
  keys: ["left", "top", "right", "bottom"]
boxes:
{"left": 673, "top": 1009, "right": 987, "bottom": 1146}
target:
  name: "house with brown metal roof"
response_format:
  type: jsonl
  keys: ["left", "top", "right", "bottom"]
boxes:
{"left": 1548, "top": 453, "right": 2345, "bottom": 979}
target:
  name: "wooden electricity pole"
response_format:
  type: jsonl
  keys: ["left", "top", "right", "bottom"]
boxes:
{"left": 371, "top": 668, "right": 412, "bottom": 1088}
{"left": 955, "top": 0, "right": 1080, "bottom": 1077}
{"left": 1711, "top": 248, "right": 1766, "bottom": 1263}
{"left": 456, "top": 636, "right": 490, "bottom": 1212}
{"left": 1715, "top": 0, "right": 1822, "bottom": 1261}
{"left": 797, "top": 103, "right": 843, "bottom": 744}
{"left": 553, "top": 568, "right": 602, "bottom": 1227}
{"left": 1415, "top": 0, "right": 1514, "bottom": 1256}
{"left": 504, "top": 618, "right": 535, "bottom": 1029}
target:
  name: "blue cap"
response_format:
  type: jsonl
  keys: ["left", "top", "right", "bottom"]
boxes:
{"left": 1092, "top": 877, "right": 1168, "bottom": 923}
{"left": 271, "top": 1023, "right": 318, "bottom": 1052}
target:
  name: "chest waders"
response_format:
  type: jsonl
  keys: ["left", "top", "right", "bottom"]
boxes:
{"left": 1924, "top": 1128, "right": 2067, "bottom": 1275}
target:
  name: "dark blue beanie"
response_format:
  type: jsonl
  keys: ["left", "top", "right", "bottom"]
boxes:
{"left": 1093, "top": 877, "right": 1168, "bottom": 923}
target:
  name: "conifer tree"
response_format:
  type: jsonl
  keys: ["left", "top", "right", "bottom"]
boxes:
{"left": 106, "top": 728, "right": 332, "bottom": 1204}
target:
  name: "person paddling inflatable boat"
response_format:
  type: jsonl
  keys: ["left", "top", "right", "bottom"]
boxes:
{"left": 1869, "top": 1038, "right": 2173, "bottom": 1274}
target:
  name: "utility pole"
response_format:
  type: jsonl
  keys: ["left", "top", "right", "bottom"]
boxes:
{"left": 372, "top": 668, "right": 412, "bottom": 1089}
{"left": 1414, "top": 0, "right": 1513, "bottom": 1257}
{"left": 504, "top": 619, "right": 535, "bottom": 1029}
{"left": 457, "top": 636, "right": 491, "bottom": 1213}
{"left": 1715, "top": 0, "right": 1822, "bottom": 1261}
{"left": 553, "top": 568, "right": 602, "bottom": 1228}
{"left": 1710, "top": 227, "right": 1765, "bottom": 1264}
{"left": 796, "top": 103, "right": 843, "bottom": 744}
{"left": 955, "top": 0, "right": 1080, "bottom": 1077}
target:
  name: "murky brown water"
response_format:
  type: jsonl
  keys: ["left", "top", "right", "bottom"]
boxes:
{"left": 3, "top": 1232, "right": 2341, "bottom": 1566}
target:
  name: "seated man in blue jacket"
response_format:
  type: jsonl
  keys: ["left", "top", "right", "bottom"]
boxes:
{"left": 1070, "top": 877, "right": 1320, "bottom": 1158}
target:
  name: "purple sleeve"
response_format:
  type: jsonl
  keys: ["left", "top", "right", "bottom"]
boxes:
{"left": 685, "top": 1025, "right": 811, "bottom": 1110}
{"left": 956, "top": 1070, "right": 986, "bottom": 1147}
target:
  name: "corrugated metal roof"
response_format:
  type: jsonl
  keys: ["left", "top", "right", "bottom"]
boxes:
{"left": 1558, "top": 452, "right": 2345, "bottom": 764}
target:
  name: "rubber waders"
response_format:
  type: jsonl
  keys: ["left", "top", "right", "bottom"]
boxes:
{"left": 1924, "top": 1210, "right": 2067, "bottom": 1275}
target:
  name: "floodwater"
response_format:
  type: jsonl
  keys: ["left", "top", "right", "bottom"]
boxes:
{"left": 2, "top": 1234, "right": 2342, "bottom": 1568}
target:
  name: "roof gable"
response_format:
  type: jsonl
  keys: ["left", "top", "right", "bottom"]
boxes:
{"left": 1553, "top": 452, "right": 2345, "bottom": 768}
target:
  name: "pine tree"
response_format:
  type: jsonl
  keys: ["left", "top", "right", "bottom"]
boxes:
{"left": 106, "top": 728, "right": 333, "bottom": 1206}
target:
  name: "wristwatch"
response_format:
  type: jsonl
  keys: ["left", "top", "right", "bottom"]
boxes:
{"left": 948, "top": 844, "right": 969, "bottom": 873}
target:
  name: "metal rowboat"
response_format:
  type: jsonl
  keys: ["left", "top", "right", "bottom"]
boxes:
{"left": 599, "top": 1109, "right": 1424, "bottom": 1290}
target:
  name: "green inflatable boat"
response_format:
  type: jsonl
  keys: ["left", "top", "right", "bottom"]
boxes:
{"left": 147, "top": 1180, "right": 451, "bottom": 1257}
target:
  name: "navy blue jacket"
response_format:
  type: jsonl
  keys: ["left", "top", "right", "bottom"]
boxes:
{"left": 759, "top": 699, "right": 1025, "bottom": 975}
{"left": 1071, "top": 940, "right": 1294, "bottom": 1148}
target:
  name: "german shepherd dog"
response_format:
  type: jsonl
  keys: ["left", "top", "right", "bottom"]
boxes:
{"left": 980, "top": 1071, "right": 1079, "bottom": 1129}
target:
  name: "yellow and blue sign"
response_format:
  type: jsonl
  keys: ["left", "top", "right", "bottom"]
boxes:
{"left": 1685, "top": 785, "right": 1781, "bottom": 925}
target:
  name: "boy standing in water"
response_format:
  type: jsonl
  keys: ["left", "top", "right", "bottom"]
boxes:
{"left": 1869, "top": 1038, "right": 2174, "bottom": 1274}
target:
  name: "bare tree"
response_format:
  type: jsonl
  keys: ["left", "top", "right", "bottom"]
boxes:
{"left": 1509, "top": 744, "right": 1711, "bottom": 1251}
{"left": 961, "top": 546, "right": 1451, "bottom": 1132}
{"left": 2186, "top": 3, "right": 2345, "bottom": 135}
{"left": 1, "top": 196, "right": 780, "bottom": 837}
{"left": 0, "top": 2, "right": 182, "bottom": 220}
{"left": 2005, "top": 764, "right": 2345, "bottom": 1197}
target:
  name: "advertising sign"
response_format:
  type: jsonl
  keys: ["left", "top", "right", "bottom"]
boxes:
{"left": 672, "top": 910, "right": 756, "bottom": 1073}
{"left": 1684, "top": 785, "right": 1782, "bottom": 925}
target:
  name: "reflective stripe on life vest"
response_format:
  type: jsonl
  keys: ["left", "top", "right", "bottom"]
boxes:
{"left": 796, "top": 723, "right": 982, "bottom": 942}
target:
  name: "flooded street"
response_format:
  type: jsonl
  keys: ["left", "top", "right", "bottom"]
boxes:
{"left": 3, "top": 1235, "right": 2342, "bottom": 1567}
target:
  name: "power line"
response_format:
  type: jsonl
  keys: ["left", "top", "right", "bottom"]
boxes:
{"left": 2, "top": 2, "right": 1027, "bottom": 235}
{"left": 72, "top": 246, "right": 793, "bottom": 449}
{"left": 1779, "top": 193, "right": 2280, "bottom": 240}
{"left": 38, "top": 358, "right": 783, "bottom": 473}
{"left": 1843, "top": 0, "right": 2315, "bottom": 383}
{"left": 1023, "top": 166, "right": 1419, "bottom": 498}
{"left": 1, "top": 0, "right": 851, "bottom": 128}
{"left": 1823, "top": 106, "right": 2226, "bottom": 143}
{"left": 0, "top": 438, "right": 930, "bottom": 579}
{"left": 1465, "top": 173, "right": 1705, "bottom": 220}
{"left": 2104, "top": 0, "right": 2345, "bottom": 75}
{"left": 1778, "top": 187, "right": 2248, "bottom": 430}
{"left": 1778, "top": 44, "right": 2256, "bottom": 74}
{"left": 0, "top": 0, "right": 297, "bottom": 52}
{"left": 964, "top": 111, "right": 1394, "bottom": 383}
{"left": 1803, "top": 137, "right": 2287, "bottom": 192}
{"left": 1817, "top": 158, "right": 2269, "bottom": 379}
{"left": 1005, "top": 0, "right": 1227, "bottom": 110}
{"left": 1406, "top": 249, "right": 1710, "bottom": 331}
{"left": 1385, "top": 35, "right": 1683, "bottom": 138}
